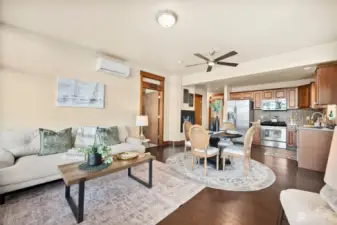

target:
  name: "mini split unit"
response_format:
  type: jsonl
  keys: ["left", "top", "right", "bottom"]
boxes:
{"left": 96, "top": 57, "right": 130, "bottom": 77}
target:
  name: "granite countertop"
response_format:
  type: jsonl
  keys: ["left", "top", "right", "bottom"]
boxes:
{"left": 298, "top": 127, "right": 334, "bottom": 132}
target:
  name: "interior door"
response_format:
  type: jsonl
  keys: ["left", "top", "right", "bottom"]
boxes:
{"left": 194, "top": 94, "right": 202, "bottom": 125}
{"left": 143, "top": 91, "right": 159, "bottom": 145}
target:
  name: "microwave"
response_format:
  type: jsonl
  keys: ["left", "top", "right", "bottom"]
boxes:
{"left": 262, "top": 99, "right": 287, "bottom": 111}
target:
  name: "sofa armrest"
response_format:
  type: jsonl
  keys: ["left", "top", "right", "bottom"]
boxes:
{"left": 126, "top": 137, "right": 142, "bottom": 146}
{"left": 0, "top": 148, "right": 15, "bottom": 169}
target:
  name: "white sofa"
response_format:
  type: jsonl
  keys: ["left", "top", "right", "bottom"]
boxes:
{"left": 0, "top": 126, "right": 145, "bottom": 204}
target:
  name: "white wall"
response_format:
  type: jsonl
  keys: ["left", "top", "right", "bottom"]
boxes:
{"left": 231, "top": 78, "right": 315, "bottom": 92}
{"left": 0, "top": 24, "right": 172, "bottom": 140}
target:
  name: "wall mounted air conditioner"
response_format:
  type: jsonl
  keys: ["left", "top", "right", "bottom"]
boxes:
{"left": 96, "top": 57, "right": 130, "bottom": 77}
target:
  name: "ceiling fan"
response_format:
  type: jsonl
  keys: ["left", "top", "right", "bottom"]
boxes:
{"left": 186, "top": 50, "right": 239, "bottom": 72}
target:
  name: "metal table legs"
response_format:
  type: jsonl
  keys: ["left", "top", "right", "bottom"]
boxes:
{"left": 128, "top": 159, "right": 153, "bottom": 188}
{"left": 65, "top": 180, "right": 85, "bottom": 223}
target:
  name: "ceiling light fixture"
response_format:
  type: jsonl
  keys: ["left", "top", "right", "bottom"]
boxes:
{"left": 177, "top": 60, "right": 183, "bottom": 64}
{"left": 208, "top": 61, "right": 215, "bottom": 66}
{"left": 156, "top": 10, "right": 177, "bottom": 28}
{"left": 304, "top": 66, "right": 312, "bottom": 70}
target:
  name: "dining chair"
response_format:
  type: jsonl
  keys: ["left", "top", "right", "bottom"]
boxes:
{"left": 221, "top": 124, "right": 257, "bottom": 175}
{"left": 183, "top": 121, "right": 192, "bottom": 158}
{"left": 218, "top": 122, "right": 236, "bottom": 148}
{"left": 189, "top": 125, "right": 219, "bottom": 176}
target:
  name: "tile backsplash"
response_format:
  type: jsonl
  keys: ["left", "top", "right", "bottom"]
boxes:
{"left": 254, "top": 109, "right": 319, "bottom": 126}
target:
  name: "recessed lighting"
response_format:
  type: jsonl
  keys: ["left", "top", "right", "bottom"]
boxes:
{"left": 304, "top": 66, "right": 312, "bottom": 70}
{"left": 156, "top": 10, "right": 177, "bottom": 28}
{"left": 177, "top": 60, "right": 183, "bottom": 64}
{"left": 208, "top": 61, "right": 215, "bottom": 66}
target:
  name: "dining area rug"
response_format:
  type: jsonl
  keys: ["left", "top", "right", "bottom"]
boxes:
{"left": 166, "top": 152, "right": 276, "bottom": 191}
{"left": 0, "top": 160, "right": 204, "bottom": 225}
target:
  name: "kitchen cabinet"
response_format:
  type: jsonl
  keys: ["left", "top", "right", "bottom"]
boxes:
{"left": 254, "top": 91, "right": 262, "bottom": 109}
{"left": 242, "top": 92, "right": 254, "bottom": 100}
{"left": 298, "top": 128, "right": 333, "bottom": 172}
{"left": 287, "top": 128, "right": 297, "bottom": 148}
{"left": 262, "top": 90, "right": 273, "bottom": 99}
{"left": 287, "top": 88, "right": 298, "bottom": 109}
{"left": 230, "top": 92, "right": 242, "bottom": 100}
{"left": 316, "top": 64, "right": 337, "bottom": 105}
{"left": 298, "top": 84, "right": 311, "bottom": 108}
{"left": 274, "top": 89, "right": 286, "bottom": 99}
{"left": 310, "top": 82, "right": 316, "bottom": 108}
{"left": 252, "top": 127, "right": 261, "bottom": 145}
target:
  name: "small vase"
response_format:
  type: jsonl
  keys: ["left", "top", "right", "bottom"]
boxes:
{"left": 88, "top": 153, "right": 102, "bottom": 166}
{"left": 215, "top": 115, "right": 220, "bottom": 132}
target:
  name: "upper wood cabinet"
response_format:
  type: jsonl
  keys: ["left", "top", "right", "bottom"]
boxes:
{"left": 274, "top": 89, "right": 286, "bottom": 99}
{"left": 310, "top": 82, "right": 317, "bottom": 108}
{"left": 229, "top": 92, "right": 243, "bottom": 100}
{"left": 254, "top": 91, "right": 262, "bottom": 109}
{"left": 242, "top": 92, "right": 254, "bottom": 100}
{"left": 316, "top": 64, "right": 337, "bottom": 105}
{"left": 287, "top": 88, "right": 298, "bottom": 109}
{"left": 298, "top": 84, "right": 311, "bottom": 108}
{"left": 262, "top": 90, "right": 274, "bottom": 99}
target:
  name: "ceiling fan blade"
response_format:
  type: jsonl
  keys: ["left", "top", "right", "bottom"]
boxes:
{"left": 194, "top": 53, "right": 210, "bottom": 61}
{"left": 214, "top": 51, "right": 238, "bottom": 62}
{"left": 206, "top": 65, "right": 213, "bottom": 72}
{"left": 216, "top": 62, "right": 239, "bottom": 67}
{"left": 186, "top": 62, "right": 207, "bottom": 67}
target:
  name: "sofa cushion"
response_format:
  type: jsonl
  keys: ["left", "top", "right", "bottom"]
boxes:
{"left": 74, "top": 127, "right": 97, "bottom": 148}
{"left": 109, "top": 143, "right": 144, "bottom": 155}
{"left": 0, "top": 129, "right": 40, "bottom": 157}
{"left": 320, "top": 185, "right": 337, "bottom": 213}
{"left": 96, "top": 126, "right": 121, "bottom": 146}
{"left": 280, "top": 189, "right": 337, "bottom": 225}
{"left": 0, "top": 152, "right": 81, "bottom": 187}
{"left": 0, "top": 148, "right": 15, "bottom": 169}
{"left": 39, "top": 128, "right": 72, "bottom": 156}
{"left": 118, "top": 126, "right": 128, "bottom": 143}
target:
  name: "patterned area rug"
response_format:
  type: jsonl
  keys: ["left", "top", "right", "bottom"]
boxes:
{"left": 0, "top": 161, "right": 204, "bottom": 225}
{"left": 264, "top": 148, "right": 297, "bottom": 160}
{"left": 166, "top": 152, "right": 276, "bottom": 191}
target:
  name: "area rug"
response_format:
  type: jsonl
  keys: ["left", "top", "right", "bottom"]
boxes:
{"left": 264, "top": 148, "right": 297, "bottom": 160}
{"left": 166, "top": 152, "right": 276, "bottom": 191}
{"left": 0, "top": 160, "right": 204, "bottom": 225}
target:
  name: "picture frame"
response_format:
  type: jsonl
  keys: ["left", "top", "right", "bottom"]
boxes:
{"left": 183, "top": 89, "right": 189, "bottom": 103}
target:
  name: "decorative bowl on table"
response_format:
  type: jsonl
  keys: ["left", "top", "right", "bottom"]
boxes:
{"left": 226, "top": 130, "right": 239, "bottom": 135}
{"left": 116, "top": 152, "right": 139, "bottom": 160}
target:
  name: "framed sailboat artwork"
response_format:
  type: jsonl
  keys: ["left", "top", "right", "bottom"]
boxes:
{"left": 56, "top": 78, "right": 105, "bottom": 108}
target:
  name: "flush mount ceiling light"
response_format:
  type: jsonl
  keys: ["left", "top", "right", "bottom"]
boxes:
{"left": 156, "top": 10, "right": 177, "bottom": 28}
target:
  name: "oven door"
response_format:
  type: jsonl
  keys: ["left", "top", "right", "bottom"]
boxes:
{"left": 261, "top": 126, "right": 286, "bottom": 142}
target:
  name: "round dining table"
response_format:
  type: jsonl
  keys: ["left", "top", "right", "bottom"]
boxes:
{"left": 205, "top": 130, "right": 243, "bottom": 169}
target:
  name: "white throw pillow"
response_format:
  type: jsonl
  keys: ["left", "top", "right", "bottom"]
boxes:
{"left": 0, "top": 129, "right": 40, "bottom": 157}
{"left": 320, "top": 184, "right": 337, "bottom": 213}
{"left": 74, "top": 127, "right": 97, "bottom": 148}
{"left": 0, "top": 148, "right": 15, "bottom": 168}
{"left": 118, "top": 126, "right": 129, "bottom": 143}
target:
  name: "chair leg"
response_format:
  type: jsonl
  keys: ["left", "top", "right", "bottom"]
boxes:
{"left": 204, "top": 157, "right": 207, "bottom": 176}
{"left": 223, "top": 157, "right": 225, "bottom": 171}
{"left": 191, "top": 155, "right": 194, "bottom": 170}
{"left": 248, "top": 157, "right": 252, "bottom": 169}
{"left": 216, "top": 154, "right": 219, "bottom": 170}
{"left": 0, "top": 194, "right": 4, "bottom": 205}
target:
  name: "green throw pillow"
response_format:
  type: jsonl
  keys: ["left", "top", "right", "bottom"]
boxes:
{"left": 38, "top": 128, "right": 72, "bottom": 156}
{"left": 96, "top": 126, "right": 120, "bottom": 146}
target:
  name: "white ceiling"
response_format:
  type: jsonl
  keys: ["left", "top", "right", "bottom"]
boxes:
{"left": 203, "top": 65, "right": 316, "bottom": 92}
{"left": 1, "top": 0, "right": 337, "bottom": 75}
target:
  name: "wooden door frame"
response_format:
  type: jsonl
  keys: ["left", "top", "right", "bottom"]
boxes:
{"left": 140, "top": 71, "right": 165, "bottom": 145}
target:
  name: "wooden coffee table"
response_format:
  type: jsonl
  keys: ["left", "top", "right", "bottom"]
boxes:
{"left": 58, "top": 154, "right": 155, "bottom": 223}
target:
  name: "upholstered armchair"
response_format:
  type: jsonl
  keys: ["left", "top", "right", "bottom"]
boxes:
{"left": 279, "top": 127, "right": 337, "bottom": 225}
{"left": 218, "top": 122, "right": 236, "bottom": 148}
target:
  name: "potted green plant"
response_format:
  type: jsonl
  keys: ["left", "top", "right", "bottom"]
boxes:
{"left": 79, "top": 144, "right": 113, "bottom": 166}
{"left": 210, "top": 99, "right": 222, "bottom": 131}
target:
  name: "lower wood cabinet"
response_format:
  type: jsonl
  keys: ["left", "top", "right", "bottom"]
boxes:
{"left": 287, "top": 129, "right": 297, "bottom": 148}
{"left": 252, "top": 127, "right": 261, "bottom": 145}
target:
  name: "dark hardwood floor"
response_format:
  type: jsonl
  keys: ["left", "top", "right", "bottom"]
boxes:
{"left": 146, "top": 145, "right": 325, "bottom": 225}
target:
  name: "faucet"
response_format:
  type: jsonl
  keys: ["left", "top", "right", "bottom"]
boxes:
{"left": 311, "top": 112, "right": 324, "bottom": 126}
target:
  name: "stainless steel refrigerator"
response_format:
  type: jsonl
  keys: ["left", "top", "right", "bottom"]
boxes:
{"left": 226, "top": 100, "right": 254, "bottom": 143}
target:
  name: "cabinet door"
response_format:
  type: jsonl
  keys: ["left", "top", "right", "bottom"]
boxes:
{"left": 254, "top": 91, "right": 262, "bottom": 109}
{"left": 230, "top": 92, "right": 243, "bottom": 100}
{"left": 242, "top": 92, "right": 254, "bottom": 100}
{"left": 252, "top": 127, "right": 261, "bottom": 145}
{"left": 287, "top": 88, "right": 298, "bottom": 109}
{"left": 287, "top": 130, "right": 297, "bottom": 148}
{"left": 263, "top": 90, "right": 274, "bottom": 99}
{"left": 298, "top": 84, "right": 311, "bottom": 108}
{"left": 310, "top": 82, "right": 316, "bottom": 108}
{"left": 316, "top": 65, "right": 337, "bottom": 105}
{"left": 274, "top": 89, "right": 286, "bottom": 99}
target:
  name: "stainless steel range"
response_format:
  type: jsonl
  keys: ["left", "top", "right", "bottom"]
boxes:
{"left": 260, "top": 121, "right": 287, "bottom": 149}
